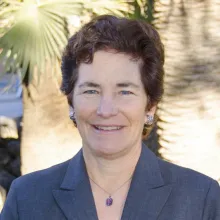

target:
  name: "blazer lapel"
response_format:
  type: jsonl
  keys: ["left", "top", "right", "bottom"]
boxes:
{"left": 121, "top": 144, "right": 173, "bottom": 220}
{"left": 52, "top": 144, "right": 172, "bottom": 220}
{"left": 52, "top": 150, "right": 98, "bottom": 220}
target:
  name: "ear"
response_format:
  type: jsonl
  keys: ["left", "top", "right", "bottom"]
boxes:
{"left": 144, "top": 104, "right": 157, "bottom": 124}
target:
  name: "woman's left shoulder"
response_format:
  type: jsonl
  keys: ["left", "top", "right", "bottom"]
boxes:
{"left": 157, "top": 157, "right": 220, "bottom": 192}
{"left": 156, "top": 158, "right": 220, "bottom": 219}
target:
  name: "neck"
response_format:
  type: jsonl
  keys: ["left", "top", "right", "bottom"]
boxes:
{"left": 83, "top": 143, "right": 142, "bottom": 192}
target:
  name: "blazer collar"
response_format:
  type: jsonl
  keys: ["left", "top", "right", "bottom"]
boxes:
{"left": 60, "top": 149, "right": 87, "bottom": 190}
{"left": 60, "top": 143, "right": 164, "bottom": 190}
{"left": 53, "top": 150, "right": 98, "bottom": 219}
{"left": 53, "top": 144, "right": 172, "bottom": 220}
{"left": 121, "top": 144, "right": 172, "bottom": 220}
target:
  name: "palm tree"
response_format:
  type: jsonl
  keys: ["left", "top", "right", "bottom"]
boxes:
{"left": 127, "top": 0, "right": 220, "bottom": 182}
{"left": 155, "top": 0, "right": 220, "bottom": 181}
{"left": 0, "top": 0, "right": 129, "bottom": 174}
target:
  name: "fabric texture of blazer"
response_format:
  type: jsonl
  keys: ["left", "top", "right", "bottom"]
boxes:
{"left": 1, "top": 144, "right": 220, "bottom": 220}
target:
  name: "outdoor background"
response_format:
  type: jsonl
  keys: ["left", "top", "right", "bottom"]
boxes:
{"left": 0, "top": 0, "right": 220, "bottom": 211}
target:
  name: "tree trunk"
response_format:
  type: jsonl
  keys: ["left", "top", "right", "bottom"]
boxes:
{"left": 155, "top": 0, "right": 220, "bottom": 181}
{"left": 21, "top": 65, "right": 82, "bottom": 174}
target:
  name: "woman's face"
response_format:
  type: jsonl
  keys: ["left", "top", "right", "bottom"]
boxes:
{"left": 73, "top": 50, "right": 154, "bottom": 157}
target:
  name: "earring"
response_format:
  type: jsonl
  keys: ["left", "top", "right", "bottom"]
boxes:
{"left": 146, "top": 115, "right": 154, "bottom": 125}
{"left": 69, "top": 109, "right": 77, "bottom": 127}
{"left": 143, "top": 115, "right": 154, "bottom": 136}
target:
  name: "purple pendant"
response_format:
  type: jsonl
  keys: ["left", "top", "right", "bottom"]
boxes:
{"left": 106, "top": 196, "right": 113, "bottom": 206}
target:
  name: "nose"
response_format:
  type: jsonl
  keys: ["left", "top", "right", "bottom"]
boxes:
{"left": 97, "top": 97, "right": 118, "bottom": 118}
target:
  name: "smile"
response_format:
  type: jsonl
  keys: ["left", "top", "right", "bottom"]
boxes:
{"left": 92, "top": 125, "right": 124, "bottom": 132}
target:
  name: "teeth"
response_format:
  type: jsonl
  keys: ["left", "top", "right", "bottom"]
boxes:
{"left": 95, "top": 126, "right": 121, "bottom": 131}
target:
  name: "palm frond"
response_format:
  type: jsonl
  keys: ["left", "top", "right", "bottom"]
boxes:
{"left": 82, "top": 0, "right": 130, "bottom": 16}
{"left": 0, "top": 0, "right": 131, "bottom": 84}
{"left": 39, "top": 0, "right": 83, "bottom": 17}
{"left": 0, "top": 1, "right": 74, "bottom": 83}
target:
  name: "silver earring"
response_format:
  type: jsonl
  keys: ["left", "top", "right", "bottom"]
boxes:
{"left": 146, "top": 115, "right": 154, "bottom": 125}
{"left": 69, "top": 108, "right": 77, "bottom": 127}
{"left": 143, "top": 115, "right": 154, "bottom": 136}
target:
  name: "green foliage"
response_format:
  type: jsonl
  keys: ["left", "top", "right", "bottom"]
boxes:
{"left": 0, "top": 0, "right": 129, "bottom": 84}
{"left": 126, "top": 0, "right": 155, "bottom": 24}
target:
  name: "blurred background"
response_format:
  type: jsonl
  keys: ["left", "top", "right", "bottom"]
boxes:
{"left": 0, "top": 0, "right": 220, "bottom": 211}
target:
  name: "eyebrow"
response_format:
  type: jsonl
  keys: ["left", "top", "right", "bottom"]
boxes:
{"left": 78, "top": 81, "right": 140, "bottom": 89}
{"left": 116, "top": 82, "right": 140, "bottom": 89}
{"left": 78, "top": 82, "right": 100, "bottom": 88}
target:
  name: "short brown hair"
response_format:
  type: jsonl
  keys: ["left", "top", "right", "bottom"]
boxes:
{"left": 61, "top": 15, "right": 165, "bottom": 109}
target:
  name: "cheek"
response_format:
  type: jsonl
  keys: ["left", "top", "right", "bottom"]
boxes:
{"left": 73, "top": 96, "right": 99, "bottom": 120}
{"left": 119, "top": 96, "right": 146, "bottom": 112}
{"left": 119, "top": 101, "right": 146, "bottom": 125}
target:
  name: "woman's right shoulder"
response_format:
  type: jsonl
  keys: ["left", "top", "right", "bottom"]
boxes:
{"left": 12, "top": 159, "right": 71, "bottom": 191}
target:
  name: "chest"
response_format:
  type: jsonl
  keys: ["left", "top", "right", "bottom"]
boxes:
{"left": 91, "top": 183, "right": 130, "bottom": 220}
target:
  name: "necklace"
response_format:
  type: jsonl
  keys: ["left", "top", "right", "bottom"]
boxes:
{"left": 89, "top": 175, "right": 133, "bottom": 207}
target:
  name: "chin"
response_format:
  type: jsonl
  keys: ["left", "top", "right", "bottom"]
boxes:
{"left": 90, "top": 143, "right": 130, "bottom": 159}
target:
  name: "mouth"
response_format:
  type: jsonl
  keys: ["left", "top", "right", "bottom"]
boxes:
{"left": 91, "top": 125, "right": 124, "bottom": 133}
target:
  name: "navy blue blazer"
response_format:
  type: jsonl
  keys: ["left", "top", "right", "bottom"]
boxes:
{"left": 1, "top": 144, "right": 220, "bottom": 220}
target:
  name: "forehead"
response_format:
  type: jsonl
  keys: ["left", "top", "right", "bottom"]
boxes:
{"left": 77, "top": 50, "right": 143, "bottom": 84}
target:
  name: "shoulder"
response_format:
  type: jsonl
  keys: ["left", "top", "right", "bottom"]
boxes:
{"left": 12, "top": 158, "right": 70, "bottom": 192}
{"left": 157, "top": 157, "right": 220, "bottom": 193}
{"left": 157, "top": 158, "right": 220, "bottom": 218}
{"left": 1, "top": 158, "right": 72, "bottom": 219}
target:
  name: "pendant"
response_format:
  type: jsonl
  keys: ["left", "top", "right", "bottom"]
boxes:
{"left": 106, "top": 196, "right": 113, "bottom": 206}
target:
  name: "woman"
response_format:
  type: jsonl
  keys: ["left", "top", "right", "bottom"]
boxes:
{"left": 1, "top": 15, "right": 220, "bottom": 220}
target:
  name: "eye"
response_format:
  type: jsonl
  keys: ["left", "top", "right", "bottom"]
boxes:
{"left": 83, "top": 90, "right": 99, "bottom": 94}
{"left": 120, "top": 90, "right": 133, "bottom": 95}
